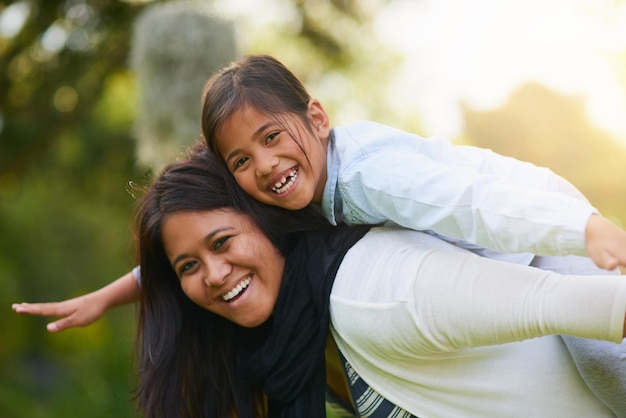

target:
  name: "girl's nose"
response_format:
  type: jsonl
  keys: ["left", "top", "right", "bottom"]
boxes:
{"left": 255, "top": 155, "right": 278, "bottom": 177}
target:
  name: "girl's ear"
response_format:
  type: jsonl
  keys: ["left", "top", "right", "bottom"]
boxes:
{"left": 307, "top": 99, "right": 330, "bottom": 140}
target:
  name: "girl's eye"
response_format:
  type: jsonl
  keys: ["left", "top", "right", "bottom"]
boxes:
{"left": 233, "top": 156, "right": 249, "bottom": 170}
{"left": 213, "top": 236, "right": 231, "bottom": 251}
{"left": 178, "top": 260, "right": 198, "bottom": 277}
{"left": 264, "top": 131, "right": 280, "bottom": 145}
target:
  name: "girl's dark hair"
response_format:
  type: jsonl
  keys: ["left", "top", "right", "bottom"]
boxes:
{"left": 133, "top": 142, "right": 326, "bottom": 418}
{"left": 201, "top": 55, "right": 314, "bottom": 157}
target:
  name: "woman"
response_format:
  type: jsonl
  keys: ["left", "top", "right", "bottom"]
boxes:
{"left": 14, "top": 144, "right": 626, "bottom": 417}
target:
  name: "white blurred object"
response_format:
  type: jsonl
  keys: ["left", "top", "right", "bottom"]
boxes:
{"left": 130, "top": 1, "right": 237, "bottom": 169}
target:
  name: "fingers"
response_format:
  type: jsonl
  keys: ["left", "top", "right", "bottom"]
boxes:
{"left": 12, "top": 302, "right": 88, "bottom": 332}
{"left": 587, "top": 239, "right": 622, "bottom": 271}
{"left": 12, "top": 302, "right": 65, "bottom": 333}
{"left": 12, "top": 302, "right": 69, "bottom": 317}
{"left": 46, "top": 316, "right": 78, "bottom": 333}
{"left": 595, "top": 254, "right": 619, "bottom": 271}
{"left": 47, "top": 321, "right": 61, "bottom": 332}
{"left": 605, "top": 257, "right": 619, "bottom": 271}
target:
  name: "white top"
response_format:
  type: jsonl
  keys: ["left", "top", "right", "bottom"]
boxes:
{"left": 330, "top": 227, "right": 626, "bottom": 418}
{"left": 322, "top": 121, "right": 597, "bottom": 264}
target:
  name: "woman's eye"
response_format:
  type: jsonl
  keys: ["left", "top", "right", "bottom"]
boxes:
{"left": 213, "top": 236, "right": 231, "bottom": 251}
{"left": 233, "top": 156, "right": 249, "bottom": 170}
{"left": 178, "top": 260, "right": 197, "bottom": 277}
{"left": 264, "top": 131, "right": 279, "bottom": 145}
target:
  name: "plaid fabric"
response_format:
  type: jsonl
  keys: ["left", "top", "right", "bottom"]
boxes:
{"left": 340, "top": 353, "right": 417, "bottom": 418}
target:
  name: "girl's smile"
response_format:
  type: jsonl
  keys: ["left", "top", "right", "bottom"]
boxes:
{"left": 270, "top": 166, "right": 299, "bottom": 195}
{"left": 216, "top": 101, "right": 330, "bottom": 210}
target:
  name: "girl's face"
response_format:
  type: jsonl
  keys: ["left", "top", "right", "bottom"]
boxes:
{"left": 215, "top": 100, "right": 330, "bottom": 210}
{"left": 162, "top": 208, "right": 285, "bottom": 328}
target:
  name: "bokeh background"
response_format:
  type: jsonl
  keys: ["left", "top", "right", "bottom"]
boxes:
{"left": 1, "top": 0, "right": 626, "bottom": 417}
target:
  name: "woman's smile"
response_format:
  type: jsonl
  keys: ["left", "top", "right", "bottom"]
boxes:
{"left": 162, "top": 209, "right": 285, "bottom": 328}
{"left": 222, "top": 275, "right": 252, "bottom": 302}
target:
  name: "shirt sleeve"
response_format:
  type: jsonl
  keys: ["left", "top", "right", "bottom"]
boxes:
{"left": 132, "top": 265, "right": 141, "bottom": 286}
{"left": 341, "top": 145, "right": 596, "bottom": 256}
{"left": 411, "top": 248, "right": 626, "bottom": 350}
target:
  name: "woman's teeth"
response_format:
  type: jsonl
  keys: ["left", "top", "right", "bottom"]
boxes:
{"left": 222, "top": 277, "right": 251, "bottom": 302}
{"left": 271, "top": 169, "right": 298, "bottom": 194}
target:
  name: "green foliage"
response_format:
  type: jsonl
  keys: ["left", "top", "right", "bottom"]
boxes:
{"left": 1, "top": 309, "right": 135, "bottom": 418}
{"left": 1, "top": 1, "right": 148, "bottom": 416}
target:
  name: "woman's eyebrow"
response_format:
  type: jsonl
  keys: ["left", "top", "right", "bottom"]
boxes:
{"left": 170, "top": 226, "right": 234, "bottom": 267}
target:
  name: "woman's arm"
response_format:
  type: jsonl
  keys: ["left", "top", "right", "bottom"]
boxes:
{"left": 12, "top": 269, "right": 140, "bottom": 332}
{"left": 412, "top": 248, "right": 626, "bottom": 348}
{"left": 331, "top": 228, "right": 626, "bottom": 353}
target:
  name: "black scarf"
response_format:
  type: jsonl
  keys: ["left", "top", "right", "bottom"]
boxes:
{"left": 238, "top": 224, "right": 370, "bottom": 417}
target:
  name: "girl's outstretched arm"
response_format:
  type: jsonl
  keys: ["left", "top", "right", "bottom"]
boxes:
{"left": 12, "top": 270, "right": 140, "bottom": 332}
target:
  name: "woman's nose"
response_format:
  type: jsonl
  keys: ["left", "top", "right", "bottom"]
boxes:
{"left": 203, "top": 259, "right": 231, "bottom": 287}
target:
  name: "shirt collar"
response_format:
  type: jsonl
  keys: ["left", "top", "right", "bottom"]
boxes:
{"left": 320, "top": 129, "right": 339, "bottom": 226}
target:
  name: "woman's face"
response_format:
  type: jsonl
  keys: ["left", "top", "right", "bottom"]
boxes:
{"left": 162, "top": 208, "right": 285, "bottom": 328}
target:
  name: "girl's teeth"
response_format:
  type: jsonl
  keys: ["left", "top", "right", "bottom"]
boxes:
{"left": 222, "top": 277, "right": 251, "bottom": 302}
{"left": 272, "top": 169, "right": 298, "bottom": 194}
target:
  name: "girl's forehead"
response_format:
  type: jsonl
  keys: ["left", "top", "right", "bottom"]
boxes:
{"left": 220, "top": 104, "right": 259, "bottom": 132}
{"left": 219, "top": 106, "right": 294, "bottom": 140}
{"left": 229, "top": 103, "right": 273, "bottom": 123}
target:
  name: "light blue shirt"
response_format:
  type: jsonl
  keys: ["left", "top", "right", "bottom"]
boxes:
{"left": 320, "top": 121, "right": 595, "bottom": 264}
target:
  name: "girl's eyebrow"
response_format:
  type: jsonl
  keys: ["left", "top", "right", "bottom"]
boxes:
{"left": 170, "top": 226, "right": 234, "bottom": 267}
{"left": 224, "top": 121, "right": 275, "bottom": 164}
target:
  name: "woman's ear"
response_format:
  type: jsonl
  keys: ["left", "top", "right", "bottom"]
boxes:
{"left": 307, "top": 99, "right": 331, "bottom": 140}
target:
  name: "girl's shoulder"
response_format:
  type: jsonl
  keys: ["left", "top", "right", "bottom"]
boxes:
{"left": 334, "top": 120, "right": 404, "bottom": 141}
{"left": 332, "top": 121, "right": 430, "bottom": 159}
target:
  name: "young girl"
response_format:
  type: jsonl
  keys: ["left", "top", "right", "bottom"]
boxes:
{"left": 14, "top": 55, "right": 626, "bottom": 415}
{"left": 201, "top": 55, "right": 626, "bottom": 268}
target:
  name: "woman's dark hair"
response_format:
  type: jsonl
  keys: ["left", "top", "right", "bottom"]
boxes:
{"left": 133, "top": 142, "right": 326, "bottom": 418}
{"left": 201, "top": 55, "right": 314, "bottom": 158}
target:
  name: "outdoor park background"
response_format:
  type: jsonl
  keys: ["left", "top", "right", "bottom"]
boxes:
{"left": 1, "top": 0, "right": 626, "bottom": 417}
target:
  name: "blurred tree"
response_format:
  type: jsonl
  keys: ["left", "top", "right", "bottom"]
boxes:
{"left": 462, "top": 82, "right": 626, "bottom": 226}
{"left": 0, "top": 0, "right": 147, "bottom": 175}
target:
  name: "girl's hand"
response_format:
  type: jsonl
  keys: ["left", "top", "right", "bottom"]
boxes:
{"left": 12, "top": 295, "right": 107, "bottom": 332}
{"left": 585, "top": 214, "right": 626, "bottom": 272}
{"left": 12, "top": 270, "right": 140, "bottom": 332}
